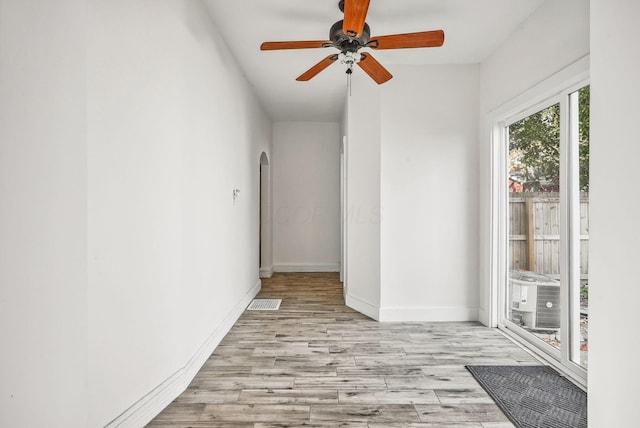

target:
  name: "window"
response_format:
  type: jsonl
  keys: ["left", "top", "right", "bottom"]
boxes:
{"left": 495, "top": 82, "right": 589, "bottom": 385}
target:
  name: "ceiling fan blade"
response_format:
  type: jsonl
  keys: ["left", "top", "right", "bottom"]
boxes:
{"left": 343, "top": 0, "right": 371, "bottom": 38}
{"left": 369, "top": 30, "right": 445, "bottom": 50}
{"left": 296, "top": 55, "right": 339, "bottom": 81}
{"left": 357, "top": 53, "right": 392, "bottom": 84}
{"left": 261, "top": 40, "right": 332, "bottom": 50}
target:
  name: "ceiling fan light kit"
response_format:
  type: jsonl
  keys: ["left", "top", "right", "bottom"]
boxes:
{"left": 260, "top": 0, "right": 445, "bottom": 85}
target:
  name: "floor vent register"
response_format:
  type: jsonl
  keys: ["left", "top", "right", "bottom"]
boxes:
{"left": 247, "top": 299, "right": 282, "bottom": 311}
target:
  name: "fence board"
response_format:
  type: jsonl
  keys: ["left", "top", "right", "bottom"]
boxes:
{"left": 508, "top": 193, "right": 589, "bottom": 280}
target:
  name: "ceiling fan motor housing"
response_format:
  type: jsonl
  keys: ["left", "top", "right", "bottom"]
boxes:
{"left": 330, "top": 20, "right": 370, "bottom": 53}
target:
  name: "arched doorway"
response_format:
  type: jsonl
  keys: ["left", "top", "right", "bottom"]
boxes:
{"left": 259, "top": 152, "right": 273, "bottom": 278}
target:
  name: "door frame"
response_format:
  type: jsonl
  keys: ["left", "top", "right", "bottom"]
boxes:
{"left": 487, "top": 57, "right": 589, "bottom": 388}
{"left": 259, "top": 152, "right": 273, "bottom": 278}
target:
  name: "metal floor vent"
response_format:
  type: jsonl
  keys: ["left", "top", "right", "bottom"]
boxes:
{"left": 247, "top": 299, "right": 282, "bottom": 311}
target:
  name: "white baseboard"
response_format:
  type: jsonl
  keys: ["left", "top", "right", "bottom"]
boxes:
{"left": 345, "top": 294, "right": 380, "bottom": 321}
{"left": 106, "top": 279, "right": 262, "bottom": 428}
{"left": 378, "top": 306, "right": 479, "bottom": 322}
{"left": 273, "top": 263, "right": 340, "bottom": 273}
{"left": 259, "top": 266, "right": 274, "bottom": 278}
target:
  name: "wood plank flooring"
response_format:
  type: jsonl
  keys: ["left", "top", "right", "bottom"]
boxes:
{"left": 147, "top": 273, "right": 540, "bottom": 427}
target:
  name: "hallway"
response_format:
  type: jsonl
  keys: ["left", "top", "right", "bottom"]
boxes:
{"left": 147, "top": 273, "right": 539, "bottom": 426}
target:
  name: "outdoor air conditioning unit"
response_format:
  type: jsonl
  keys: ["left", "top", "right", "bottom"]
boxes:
{"left": 510, "top": 270, "right": 560, "bottom": 330}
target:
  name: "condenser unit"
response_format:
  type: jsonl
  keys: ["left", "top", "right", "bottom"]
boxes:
{"left": 509, "top": 270, "right": 560, "bottom": 330}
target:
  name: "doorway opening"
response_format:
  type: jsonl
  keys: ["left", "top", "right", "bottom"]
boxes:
{"left": 259, "top": 152, "right": 273, "bottom": 278}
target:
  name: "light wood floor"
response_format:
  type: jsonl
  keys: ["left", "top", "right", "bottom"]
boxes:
{"left": 147, "top": 272, "right": 540, "bottom": 427}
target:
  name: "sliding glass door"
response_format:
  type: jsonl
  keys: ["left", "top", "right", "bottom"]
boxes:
{"left": 569, "top": 86, "right": 589, "bottom": 371}
{"left": 500, "top": 84, "right": 589, "bottom": 382}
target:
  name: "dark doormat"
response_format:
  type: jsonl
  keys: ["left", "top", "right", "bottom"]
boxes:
{"left": 466, "top": 365, "right": 587, "bottom": 428}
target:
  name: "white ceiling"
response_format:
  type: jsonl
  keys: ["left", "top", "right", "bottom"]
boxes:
{"left": 203, "top": 0, "right": 545, "bottom": 122}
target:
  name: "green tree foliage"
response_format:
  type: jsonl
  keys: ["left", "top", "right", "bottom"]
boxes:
{"left": 578, "top": 86, "right": 590, "bottom": 191}
{"left": 508, "top": 86, "right": 590, "bottom": 192}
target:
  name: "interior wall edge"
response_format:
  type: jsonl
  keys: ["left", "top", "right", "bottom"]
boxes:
{"left": 345, "top": 293, "right": 380, "bottom": 321}
{"left": 477, "top": 308, "right": 490, "bottom": 327}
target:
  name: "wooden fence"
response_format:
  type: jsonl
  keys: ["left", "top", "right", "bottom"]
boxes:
{"left": 509, "top": 192, "right": 589, "bottom": 282}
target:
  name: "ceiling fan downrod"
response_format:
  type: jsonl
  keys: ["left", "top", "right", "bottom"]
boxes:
{"left": 329, "top": 19, "right": 371, "bottom": 55}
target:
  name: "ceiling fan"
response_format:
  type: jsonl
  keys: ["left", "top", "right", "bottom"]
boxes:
{"left": 260, "top": 0, "right": 445, "bottom": 84}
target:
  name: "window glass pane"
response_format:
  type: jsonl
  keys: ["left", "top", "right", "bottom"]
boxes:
{"left": 507, "top": 103, "right": 562, "bottom": 352}
{"left": 577, "top": 85, "right": 590, "bottom": 369}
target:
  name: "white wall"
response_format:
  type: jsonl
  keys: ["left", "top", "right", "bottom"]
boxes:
{"left": 379, "top": 65, "right": 480, "bottom": 321}
{"left": 589, "top": 0, "right": 640, "bottom": 425}
{"left": 272, "top": 122, "right": 340, "bottom": 272}
{"left": 345, "top": 65, "right": 480, "bottom": 322}
{"left": 1, "top": 0, "right": 272, "bottom": 426}
{"left": 478, "top": 0, "right": 590, "bottom": 325}
{"left": 0, "top": 1, "right": 88, "bottom": 427}
{"left": 344, "top": 75, "right": 383, "bottom": 319}
{"left": 87, "top": 1, "right": 271, "bottom": 426}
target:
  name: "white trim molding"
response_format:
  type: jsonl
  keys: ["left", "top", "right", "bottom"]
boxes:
{"left": 379, "top": 306, "right": 479, "bottom": 323}
{"left": 345, "top": 294, "right": 380, "bottom": 321}
{"left": 273, "top": 263, "right": 340, "bottom": 273}
{"left": 259, "top": 265, "right": 274, "bottom": 278}
{"left": 106, "top": 279, "right": 262, "bottom": 428}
